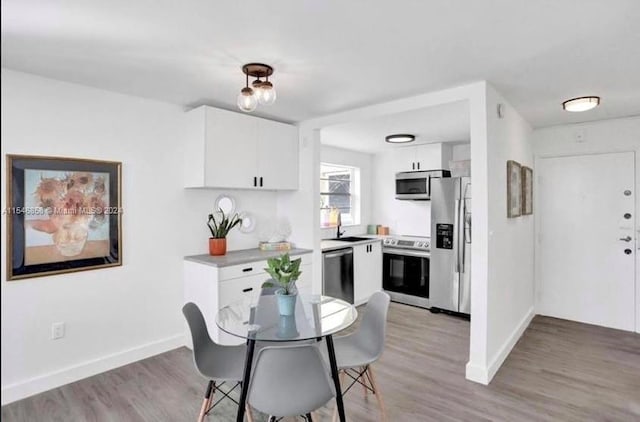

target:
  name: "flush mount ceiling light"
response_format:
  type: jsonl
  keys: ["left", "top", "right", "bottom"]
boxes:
{"left": 562, "top": 96, "right": 600, "bottom": 112}
{"left": 237, "top": 63, "right": 277, "bottom": 112}
{"left": 385, "top": 134, "right": 415, "bottom": 144}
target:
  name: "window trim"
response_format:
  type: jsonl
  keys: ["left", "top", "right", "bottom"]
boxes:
{"left": 320, "top": 162, "right": 360, "bottom": 228}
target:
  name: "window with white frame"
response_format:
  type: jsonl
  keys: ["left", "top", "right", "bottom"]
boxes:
{"left": 320, "top": 163, "right": 360, "bottom": 227}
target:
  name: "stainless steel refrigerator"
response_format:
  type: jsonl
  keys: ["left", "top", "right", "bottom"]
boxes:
{"left": 429, "top": 177, "right": 472, "bottom": 315}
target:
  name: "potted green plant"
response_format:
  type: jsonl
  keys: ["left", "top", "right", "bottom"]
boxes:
{"left": 262, "top": 253, "right": 303, "bottom": 316}
{"left": 207, "top": 209, "right": 242, "bottom": 256}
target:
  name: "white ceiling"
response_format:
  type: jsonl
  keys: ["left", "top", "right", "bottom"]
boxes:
{"left": 321, "top": 101, "right": 469, "bottom": 153}
{"left": 2, "top": 1, "right": 639, "bottom": 127}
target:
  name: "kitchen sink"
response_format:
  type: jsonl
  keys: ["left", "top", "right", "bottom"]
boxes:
{"left": 330, "top": 236, "right": 371, "bottom": 242}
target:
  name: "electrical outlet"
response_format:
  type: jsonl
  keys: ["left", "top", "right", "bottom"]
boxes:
{"left": 51, "top": 322, "right": 65, "bottom": 340}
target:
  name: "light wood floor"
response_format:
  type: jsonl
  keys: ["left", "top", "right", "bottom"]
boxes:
{"left": 3, "top": 303, "right": 640, "bottom": 421}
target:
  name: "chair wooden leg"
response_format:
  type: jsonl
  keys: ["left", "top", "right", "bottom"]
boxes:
{"left": 206, "top": 381, "right": 216, "bottom": 413}
{"left": 245, "top": 404, "right": 254, "bottom": 422}
{"left": 366, "top": 366, "right": 387, "bottom": 422}
{"left": 362, "top": 366, "right": 369, "bottom": 398}
{"left": 198, "top": 381, "right": 214, "bottom": 422}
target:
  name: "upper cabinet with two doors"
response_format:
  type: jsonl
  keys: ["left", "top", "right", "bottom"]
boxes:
{"left": 184, "top": 106, "right": 299, "bottom": 190}
{"left": 394, "top": 143, "right": 453, "bottom": 172}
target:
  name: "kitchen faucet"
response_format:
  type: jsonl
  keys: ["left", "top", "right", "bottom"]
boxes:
{"left": 336, "top": 213, "right": 345, "bottom": 239}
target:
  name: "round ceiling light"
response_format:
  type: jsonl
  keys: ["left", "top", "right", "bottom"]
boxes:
{"left": 562, "top": 96, "right": 600, "bottom": 112}
{"left": 385, "top": 134, "right": 415, "bottom": 144}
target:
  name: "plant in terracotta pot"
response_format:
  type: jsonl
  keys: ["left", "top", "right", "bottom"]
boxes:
{"left": 262, "top": 253, "right": 302, "bottom": 316}
{"left": 207, "top": 209, "right": 242, "bottom": 256}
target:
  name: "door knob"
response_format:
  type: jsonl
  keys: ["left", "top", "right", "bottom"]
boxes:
{"left": 619, "top": 236, "right": 632, "bottom": 242}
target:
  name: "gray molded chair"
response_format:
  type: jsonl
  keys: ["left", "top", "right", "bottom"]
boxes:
{"left": 182, "top": 302, "right": 253, "bottom": 422}
{"left": 327, "top": 291, "right": 391, "bottom": 422}
{"left": 248, "top": 345, "right": 336, "bottom": 421}
{"left": 260, "top": 285, "right": 280, "bottom": 296}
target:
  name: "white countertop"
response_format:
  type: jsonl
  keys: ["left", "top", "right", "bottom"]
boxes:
{"left": 185, "top": 247, "right": 312, "bottom": 267}
{"left": 320, "top": 235, "right": 384, "bottom": 252}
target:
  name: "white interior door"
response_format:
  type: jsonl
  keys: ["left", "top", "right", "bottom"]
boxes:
{"left": 537, "top": 152, "right": 636, "bottom": 331}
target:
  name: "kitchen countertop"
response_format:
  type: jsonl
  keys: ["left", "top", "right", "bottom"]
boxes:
{"left": 321, "top": 236, "right": 383, "bottom": 252}
{"left": 185, "top": 247, "right": 313, "bottom": 268}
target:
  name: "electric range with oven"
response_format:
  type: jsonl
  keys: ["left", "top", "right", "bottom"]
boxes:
{"left": 382, "top": 236, "right": 430, "bottom": 308}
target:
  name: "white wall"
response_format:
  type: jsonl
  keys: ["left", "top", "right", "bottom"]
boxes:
{"left": 532, "top": 116, "right": 640, "bottom": 333}
{"left": 452, "top": 143, "right": 471, "bottom": 161}
{"left": 276, "top": 129, "right": 321, "bottom": 293}
{"left": 466, "top": 84, "right": 535, "bottom": 383}
{"left": 319, "top": 145, "right": 373, "bottom": 238}
{"left": 0, "top": 69, "right": 279, "bottom": 404}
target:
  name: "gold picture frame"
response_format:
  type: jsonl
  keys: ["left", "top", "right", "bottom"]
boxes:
{"left": 6, "top": 155, "right": 122, "bottom": 280}
{"left": 521, "top": 166, "right": 533, "bottom": 215}
{"left": 506, "top": 160, "right": 522, "bottom": 218}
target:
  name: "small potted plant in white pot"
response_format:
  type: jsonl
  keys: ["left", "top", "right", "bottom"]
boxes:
{"left": 262, "top": 253, "right": 302, "bottom": 316}
{"left": 207, "top": 209, "right": 242, "bottom": 256}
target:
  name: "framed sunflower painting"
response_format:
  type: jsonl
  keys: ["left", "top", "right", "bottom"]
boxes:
{"left": 6, "top": 155, "right": 122, "bottom": 280}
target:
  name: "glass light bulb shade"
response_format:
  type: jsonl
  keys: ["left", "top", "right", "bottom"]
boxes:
{"left": 562, "top": 96, "right": 600, "bottom": 112}
{"left": 237, "top": 88, "right": 257, "bottom": 112}
{"left": 258, "top": 81, "right": 277, "bottom": 105}
{"left": 252, "top": 79, "right": 265, "bottom": 102}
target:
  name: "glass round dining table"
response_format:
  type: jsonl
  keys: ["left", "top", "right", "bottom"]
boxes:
{"left": 215, "top": 294, "right": 357, "bottom": 422}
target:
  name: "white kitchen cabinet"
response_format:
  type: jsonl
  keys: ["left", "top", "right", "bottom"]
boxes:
{"left": 393, "top": 143, "right": 452, "bottom": 172}
{"left": 257, "top": 118, "right": 299, "bottom": 190}
{"left": 184, "top": 105, "right": 299, "bottom": 190}
{"left": 353, "top": 241, "right": 383, "bottom": 305}
{"left": 393, "top": 145, "right": 419, "bottom": 172}
{"left": 184, "top": 252, "right": 312, "bottom": 345}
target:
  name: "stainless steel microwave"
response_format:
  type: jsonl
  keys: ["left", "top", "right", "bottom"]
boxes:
{"left": 395, "top": 170, "right": 451, "bottom": 200}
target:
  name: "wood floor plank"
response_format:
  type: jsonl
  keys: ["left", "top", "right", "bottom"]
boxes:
{"left": 2, "top": 303, "right": 639, "bottom": 421}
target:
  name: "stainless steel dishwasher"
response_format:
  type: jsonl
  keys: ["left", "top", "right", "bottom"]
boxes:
{"left": 322, "top": 248, "right": 354, "bottom": 304}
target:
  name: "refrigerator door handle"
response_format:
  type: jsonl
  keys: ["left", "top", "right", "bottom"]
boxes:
{"left": 460, "top": 198, "right": 466, "bottom": 274}
{"left": 454, "top": 198, "right": 461, "bottom": 273}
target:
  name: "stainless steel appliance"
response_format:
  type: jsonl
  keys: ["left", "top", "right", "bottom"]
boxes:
{"left": 322, "top": 248, "right": 354, "bottom": 304}
{"left": 382, "top": 236, "right": 431, "bottom": 308}
{"left": 395, "top": 169, "right": 451, "bottom": 200}
{"left": 429, "top": 177, "right": 472, "bottom": 315}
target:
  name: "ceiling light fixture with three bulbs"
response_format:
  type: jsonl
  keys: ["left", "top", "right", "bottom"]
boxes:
{"left": 237, "top": 63, "right": 277, "bottom": 112}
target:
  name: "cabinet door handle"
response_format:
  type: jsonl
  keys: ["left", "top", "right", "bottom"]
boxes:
{"left": 253, "top": 177, "right": 257, "bottom": 187}
{"left": 259, "top": 176, "right": 263, "bottom": 187}
{"left": 242, "top": 287, "right": 254, "bottom": 293}
{"left": 412, "top": 162, "right": 415, "bottom": 170}
{"left": 417, "top": 162, "right": 420, "bottom": 170}
{"left": 242, "top": 267, "right": 253, "bottom": 272}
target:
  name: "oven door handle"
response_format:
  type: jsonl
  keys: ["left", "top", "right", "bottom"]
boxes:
{"left": 383, "top": 249, "right": 430, "bottom": 258}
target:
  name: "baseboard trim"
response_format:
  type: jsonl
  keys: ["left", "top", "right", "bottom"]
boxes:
{"left": 465, "top": 306, "right": 535, "bottom": 385}
{"left": 465, "top": 362, "right": 489, "bottom": 384}
{"left": 1, "top": 334, "right": 186, "bottom": 406}
{"left": 487, "top": 306, "right": 535, "bottom": 381}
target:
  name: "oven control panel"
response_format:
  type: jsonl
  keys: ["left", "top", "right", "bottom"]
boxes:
{"left": 383, "top": 238, "right": 430, "bottom": 250}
